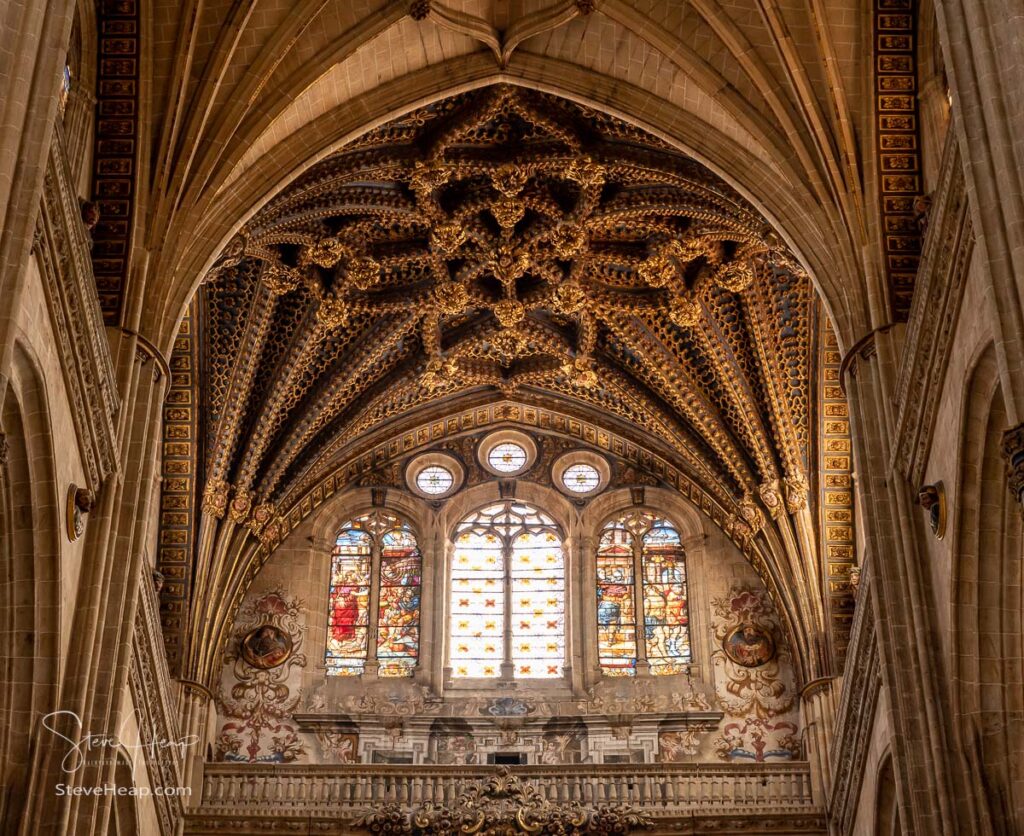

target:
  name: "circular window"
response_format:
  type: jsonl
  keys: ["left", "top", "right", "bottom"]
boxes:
{"left": 562, "top": 463, "right": 600, "bottom": 494}
{"left": 552, "top": 451, "right": 610, "bottom": 498}
{"left": 487, "top": 442, "right": 528, "bottom": 473}
{"left": 406, "top": 452, "right": 464, "bottom": 499}
{"left": 477, "top": 430, "right": 539, "bottom": 477}
{"left": 416, "top": 465, "right": 454, "bottom": 495}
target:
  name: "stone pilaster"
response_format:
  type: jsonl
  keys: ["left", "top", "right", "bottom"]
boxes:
{"left": 177, "top": 680, "right": 215, "bottom": 807}
{"left": 800, "top": 677, "right": 837, "bottom": 807}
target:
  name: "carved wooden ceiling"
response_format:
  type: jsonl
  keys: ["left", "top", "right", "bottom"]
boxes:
{"left": 198, "top": 86, "right": 816, "bottom": 520}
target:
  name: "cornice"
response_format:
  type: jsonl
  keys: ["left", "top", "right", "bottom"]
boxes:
{"left": 891, "top": 131, "right": 973, "bottom": 483}
{"left": 130, "top": 566, "right": 186, "bottom": 835}
{"left": 34, "top": 124, "right": 120, "bottom": 493}
{"left": 828, "top": 580, "right": 881, "bottom": 835}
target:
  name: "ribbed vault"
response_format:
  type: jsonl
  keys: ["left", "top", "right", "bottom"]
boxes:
{"left": 173, "top": 86, "right": 846, "bottom": 689}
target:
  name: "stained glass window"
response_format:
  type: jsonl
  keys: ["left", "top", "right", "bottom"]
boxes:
{"left": 450, "top": 502, "right": 564, "bottom": 679}
{"left": 326, "top": 513, "right": 421, "bottom": 677}
{"left": 416, "top": 465, "right": 454, "bottom": 495}
{"left": 596, "top": 512, "right": 690, "bottom": 676}
{"left": 596, "top": 520, "right": 637, "bottom": 676}
{"left": 487, "top": 442, "right": 527, "bottom": 473}
{"left": 562, "top": 463, "right": 600, "bottom": 493}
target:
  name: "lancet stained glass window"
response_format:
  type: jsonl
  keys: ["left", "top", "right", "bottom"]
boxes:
{"left": 450, "top": 502, "right": 565, "bottom": 679}
{"left": 326, "top": 512, "right": 421, "bottom": 676}
{"left": 596, "top": 512, "right": 690, "bottom": 676}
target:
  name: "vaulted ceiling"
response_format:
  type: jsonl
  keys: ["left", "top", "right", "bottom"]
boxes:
{"left": 141, "top": 0, "right": 879, "bottom": 351}
{"left": 164, "top": 86, "right": 852, "bottom": 688}
{"left": 199, "top": 87, "right": 815, "bottom": 518}
{"left": 141, "top": 0, "right": 876, "bottom": 689}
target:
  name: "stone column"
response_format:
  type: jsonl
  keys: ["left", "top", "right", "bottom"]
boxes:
{"left": 22, "top": 332, "right": 167, "bottom": 835}
{"left": 934, "top": 0, "right": 1024, "bottom": 423}
{"left": 177, "top": 680, "right": 215, "bottom": 807}
{"left": 800, "top": 677, "right": 837, "bottom": 807}
{"left": 842, "top": 330, "right": 962, "bottom": 835}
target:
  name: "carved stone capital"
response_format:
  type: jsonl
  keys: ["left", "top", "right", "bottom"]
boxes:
{"left": 1002, "top": 422, "right": 1024, "bottom": 512}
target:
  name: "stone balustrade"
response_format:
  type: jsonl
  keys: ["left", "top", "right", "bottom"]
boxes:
{"left": 194, "top": 761, "right": 818, "bottom": 822}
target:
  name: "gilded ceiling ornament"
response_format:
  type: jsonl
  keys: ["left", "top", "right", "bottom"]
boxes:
{"left": 491, "top": 163, "right": 529, "bottom": 196}
{"left": 668, "top": 295, "right": 701, "bottom": 328}
{"left": 421, "top": 356, "right": 459, "bottom": 390}
{"left": 493, "top": 298, "right": 526, "bottom": 328}
{"left": 563, "top": 156, "right": 605, "bottom": 188}
{"left": 305, "top": 235, "right": 350, "bottom": 268}
{"left": 262, "top": 263, "right": 301, "bottom": 296}
{"left": 758, "top": 480, "right": 784, "bottom": 520}
{"left": 491, "top": 196, "right": 525, "bottom": 228}
{"left": 638, "top": 252, "right": 674, "bottom": 289}
{"left": 490, "top": 244, "right": 530, "bottom": 284}
{"left": 716, "top": 259, "right": 755, "bottom": 293}
{"left": 434, "top": 281, "right": 470, "bottom": 315}
{"left": 551, "top": 224, "right": 587, "bottom": 259}
{"left": 409, "top": 160, "right": 449, "bottom": 192}
{"left": 347, "top": 256, "right": 380, "bottom": 291}
{"left": 668, "top": 237, "right": 708, "bottom": 263}
{"left": 551, "top": 280, "right": 586, "bottom": 314}
{"left": 490, "top": 328, "right": 526, "bottom": 363}
{"left": 784, "top": 474, "right": 809, "bottom": 513}
{"left": 217, "top": 88, "right": 816, "bottom": 557}
{"left": 248, "top": 502, "right": 276, "bottom": 536}
{"left": 315, "top": 293, "right": 349, "bottom": 329}
{"left": 229, "top": 487, "right": 253, "bottom": 524}
{"left": 430, "top": 221, "right": 467, "bottom": 255}
{"left": 202, "top": 478, "right": 230, "bottom": 519}
{"left": 739, "top": 496, "right": 765, "bottom": 533}
{"left": 562, "top": 356, "right": 598, "bottom": 388}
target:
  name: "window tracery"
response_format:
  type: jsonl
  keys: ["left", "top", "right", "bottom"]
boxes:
{"left": 326, "top": 511, "right": 421, "bottom": 677}
{"left": 449, "top": 502, "right": 565, "bottom": 680}
{"left": 596, "top": 511, "right": 690, "bottom": 676}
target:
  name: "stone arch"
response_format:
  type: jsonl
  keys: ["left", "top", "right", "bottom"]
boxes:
{"left": 0, "top": 342, "right": 62, "bottom": 831}
{"left": 951, "top": 343, "right": 1024, "bottom": 832}
{"left": 149, "top": 65, "right": 863, "bottom": 359}
{"left": 874, "top": 751, "right": 901, "bottom": 836}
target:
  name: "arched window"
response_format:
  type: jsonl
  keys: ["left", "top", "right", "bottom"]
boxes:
{"left": 450, "top": 502, "right": 565, "bottom": 680}
{"left": 596, "top": 511, "right": 690, "bottom": 676}
{"left": 326, "top": 511, "right": 421, "bottom": 677}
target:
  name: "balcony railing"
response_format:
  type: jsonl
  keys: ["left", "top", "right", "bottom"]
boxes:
{"left": 193, "top": 761, "right": 819, "bottom": 824}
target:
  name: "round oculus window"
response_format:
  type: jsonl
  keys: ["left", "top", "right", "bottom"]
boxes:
{"left": 416, "top": 465, "right": 454, "bottom": 495}
{"left": 561, "top": 463, "right": 601, "bottom": 493}
{"left": 487, "top": 442, "right": 528, "bottom": 473}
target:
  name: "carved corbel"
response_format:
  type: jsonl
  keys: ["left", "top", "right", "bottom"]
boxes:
{"left": 915, "top": 481, "right": 947, "bottom": 538}
{"left": 1001, "top": 423, "right": 1024, "bottom": 514}
{"left": 202, "top": 478, "right": 230, "bottom": 519}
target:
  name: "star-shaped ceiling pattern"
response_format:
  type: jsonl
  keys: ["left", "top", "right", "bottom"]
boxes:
{"left": 198, "top": 85, "right": 815, "bottom": 522}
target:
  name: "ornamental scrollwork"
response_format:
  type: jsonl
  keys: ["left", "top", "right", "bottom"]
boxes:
{"left": 352, "top": 766, "right": 653, "bottom": 834}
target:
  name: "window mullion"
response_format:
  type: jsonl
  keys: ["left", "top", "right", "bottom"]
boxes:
{"left": 366, "top": 538, "right": 382, "bottom": 675}
{"left": 633, "top": 537, "right": 650, "bottom": 675}
{"left": 501, "top": 537, "right": 514, "bottom": 680}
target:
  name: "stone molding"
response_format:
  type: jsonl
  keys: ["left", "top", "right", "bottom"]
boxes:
{"left": 33, "top": 124, "right": 120, "bottom": 492}
{"left": 892, "top": 129, "right": 974, "bottom": 483}
{"left": 130, "top": 568, "right": 187, "bottom": 835}
{"left": 827, "top": 579, "right": 880, "bottom": 835}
